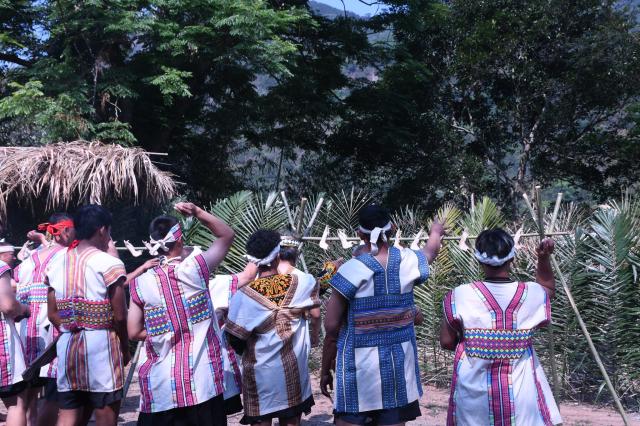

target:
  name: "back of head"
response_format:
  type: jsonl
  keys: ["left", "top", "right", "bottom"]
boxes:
{"left": 475, "top": 229, "right": 515, "bottom": 267}
{"left": 49, "top": 212, "right": 73, "bottom": 224}
{"left": 359, "top": 205, "right": 391, "bottom": 231}
{"left": 246, "top": 229, "right": 281, "bottom": 261}
{"left": 0, "top": 241, "right": 15, "bottom": 266}
{"left": 74, "top": 205, "right": 112, "bottom": 240}
{"left": 149, "top": 215, "right": 180, "bottom": 254}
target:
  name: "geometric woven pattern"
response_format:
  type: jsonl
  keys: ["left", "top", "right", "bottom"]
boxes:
{"left": 464, "top": 328, "right": 535, "bottom": 360}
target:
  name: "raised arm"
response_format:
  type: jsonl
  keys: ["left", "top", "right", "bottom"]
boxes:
{"left": 535, "top": 238, "right": 556, "bottom": 299}
{"left": 126, "top": 258, "right": 160, "bottom": 286}
{"left": 174, "top": 202, "right": 235, "bottom": 272}
{"left": 320, "top": 291, "right": 348, "bottom": 399}
{"left": 422, "top": 219, "right": 445, "bottom": 264}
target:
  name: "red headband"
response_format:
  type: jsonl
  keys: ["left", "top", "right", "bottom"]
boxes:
{"left": 38, "top": 220, "right": 74, "bottom": 236}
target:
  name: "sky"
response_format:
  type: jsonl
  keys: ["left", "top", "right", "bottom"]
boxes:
{"left": 318, "top": 0, "right": 386, "bottom": 16}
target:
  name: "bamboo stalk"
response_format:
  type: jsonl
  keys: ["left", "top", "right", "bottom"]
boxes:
{"left": 123, "top": 341, "right": 143, "bottom": 398}
{"left": 280, "top": 191, "right": 295, "bottom": 228}
{"left": 296, "top": 198, "right": 308, "bottom": 235}
{"left": 551, "top": 255, "right": 630, "bottom": 425}
{"left": 536, "top": 188, "right": 560, "bottom": 398}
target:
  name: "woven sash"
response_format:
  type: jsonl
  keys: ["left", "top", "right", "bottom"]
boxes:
{"left": 464, "top": 328, "right": 534, "bottom": 360}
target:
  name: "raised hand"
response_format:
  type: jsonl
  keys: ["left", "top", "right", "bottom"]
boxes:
{"left": 174, "top": 202, "right": 199, "bottom": 217}
{"left": 536, "top": 238, "right": 555, "bottom": 258}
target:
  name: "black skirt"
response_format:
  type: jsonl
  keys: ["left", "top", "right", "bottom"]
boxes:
{"left": 239, "top": 395, "right": 314, "bottom": 425}
{"left": 224, "top": 394, "right": 243, "bottom": 415}
{"left": 137, "top": 394, "right": 227, "bottom": 426}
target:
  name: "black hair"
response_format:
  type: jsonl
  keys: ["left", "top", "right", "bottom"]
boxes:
{"left": 74, "top": 205, "right": 112, "bottom": 240}
{"left": 358, "top": 205, "right": 392, "bottom": 243}
{"left": 49, "top": 212, "right": 72, "bottom": 224}
{"left": 475, "top": 229, "right": 515, "bottom": 266}
{"left": 149, "top": 215, "right": 180, "bottom": 254}
{"left": 246, "top": 229, "right": 281, "bottom": 260}
{"left": 280, "top": 246, "right": 299, "bottom": 264}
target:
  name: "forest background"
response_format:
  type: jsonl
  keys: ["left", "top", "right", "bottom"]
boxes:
{"left": 2, "top": 0, "right": 640, "bottom": 414}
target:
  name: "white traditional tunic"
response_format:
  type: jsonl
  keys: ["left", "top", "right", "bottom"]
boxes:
{"left": 0, "top": 260, "right": 27, "bottom": 387}
{"left": 226, "top": 271, "right": 319, "bottom": 418}
{"left": 330, "top": 247, "right": 429, "bottom": 413}
{"left": 15, "top": 245, "right": 66, "bottom": 379}
{"left": 209, "top": 274, "right": 242, "bottom": 400}
{"left": 443, "top": 281, "right": 562, "bottom": 426}
{"left": 46, "top": 248, "right": 126, "bottom": 392}
{"left": 130, "top": 252, "right": 225, "bottom": 413}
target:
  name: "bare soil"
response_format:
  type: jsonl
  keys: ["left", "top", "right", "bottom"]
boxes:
{"left": 2, "top": 368, "right": 638, "bottom": 425}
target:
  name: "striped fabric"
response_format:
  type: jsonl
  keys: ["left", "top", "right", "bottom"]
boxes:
{"left": 353, "top": 306, "right": 415, "bottom": 334}
{"left": 46, "top": 248, "right": 126, "bottom": 393}
{"left": 0, "top": 260, "right": 26, "bottom": 387}
{"left": 131, "top": 250, "right": 224, "bottom": 413}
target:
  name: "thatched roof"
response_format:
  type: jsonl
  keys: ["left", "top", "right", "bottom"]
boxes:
{"left": 0, "top": 141, "right": 176, "bottom": 217}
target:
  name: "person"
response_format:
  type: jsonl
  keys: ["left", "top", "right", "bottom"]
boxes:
{"left": 320, "top": 205, "right": 444, "bottom": 426}
{"left": 226, "top": 230, "right": 319, "bottom": 426}
{"left": 208, "top": 262, "right": 258, "bottom": 416}
{"left": 46, "top": 205, "right": 130, "bottom": 426}
{"left": 440, "top": 229, "right": 562, "bottom": 425}
{"left": 277, "top": 235, "right": 321, "bottom": 346}
{"left": 14, "top": 213, "right": 75, "bottom": 426}
{"left": 127, "top": 203, "right": 235, "bottom": 426}
{"left": 0, "top": 241, "right": 31, "bottom": 426}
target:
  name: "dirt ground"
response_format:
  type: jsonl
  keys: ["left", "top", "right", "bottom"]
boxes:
{"left": 3, "top": 367, "right": 637, "bottom": 425}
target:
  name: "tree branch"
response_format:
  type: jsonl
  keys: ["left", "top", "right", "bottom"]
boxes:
{"left": 0, "top": 53, "right": 32, "bottom": 67}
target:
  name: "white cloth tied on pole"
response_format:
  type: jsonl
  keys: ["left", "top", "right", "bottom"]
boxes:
{"left": 337, "top": 229, "right": 354, "bottom": 249}
{"left": 458, "top": 230, "right": 470, "bottom": 251}
{"left": 123, "top": 240, "right": 143, "bottom": 257}
{"left": 319, "top": 226, "right": 330, "bottom": 250}
{"left": 393, "top": 229, "right": 403, "bottom": 248}
{"left": 410, "top": 229, "right": 423, "bottom": 251}
{"left": 514, "top": 227, "right": 524, "bottom": 249}
{"left": 358, "top": 221, "right": 392, "bottom": 255}
{"left": 144, "top": 223, "right": 182, "bottom": 256}
{"left": 245, "top": 244, "right": 281, "bottom": 266}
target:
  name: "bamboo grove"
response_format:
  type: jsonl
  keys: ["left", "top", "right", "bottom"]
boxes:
{"left": 180, "top": 189, "right": 640, "bottom": 410}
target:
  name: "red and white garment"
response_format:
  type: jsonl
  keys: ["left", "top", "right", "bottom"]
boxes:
{"left": 209, "top": 274, "right": 243, "bottom": 400}
{"left": 0, "top": 260, "right": 26, "bottom": 387}
{"left": 443, "top": 281, "right": 562, "bottom": 426}
{"left": 130, "top": 250, "right": 224, "bottom": 413}
{"left": 46, "top": 248, "right": 126, "bottom": 392}
{"left": 15, "top": 244, "right": 66, "bottom": 378}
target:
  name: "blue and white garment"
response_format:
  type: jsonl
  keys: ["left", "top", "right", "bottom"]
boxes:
{"left": 330, "top": 246, "right": 429, "bottom": 413}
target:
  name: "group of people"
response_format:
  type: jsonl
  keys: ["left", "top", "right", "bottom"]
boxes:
{"left": 0, "top": 201, "right": 562, "bottom": 426}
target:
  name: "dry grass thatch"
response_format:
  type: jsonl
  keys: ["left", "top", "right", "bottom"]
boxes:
{"left": 0, "top": 141, "right": 176, "bottom": 217}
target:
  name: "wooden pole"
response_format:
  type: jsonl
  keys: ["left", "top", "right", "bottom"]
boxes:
{"left": 535, "top": 187, "right": 561, "bottom": 398}
{"left": 123, "top": 341, "right": 143, "bottom": 398}
{"left": 525, "top": 190, "right": 630, "bottom": 425}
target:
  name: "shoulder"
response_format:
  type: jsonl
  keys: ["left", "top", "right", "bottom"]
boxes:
{"left": 88, "top": 250, "right": 125, "bottom": 269}
{"left": 339, "top": 257, "right": 375, "bottom": 276}
{"left": 290, "top": 268, "right": 315, "bottom": 286}
{"left": 524, "top": 281, "right": 548, "bottom": 299}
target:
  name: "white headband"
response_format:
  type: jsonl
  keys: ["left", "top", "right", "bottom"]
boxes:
{"left": 474, "top": 246, "right": 517, "bottom": 267}
{"left": 145, "top": 223, "right": 182, "bottom": 256}
{"left": 0, "top": 246, "right": 15, "bottom": 254}
{"left": 359, "top": 221, "right": 392, "bottom": 255}
{"left": 245, "top": 244, "right": 281, "bottom": 266}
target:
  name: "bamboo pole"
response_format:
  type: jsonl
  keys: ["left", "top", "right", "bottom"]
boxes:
{"left": 535, "top": 187, "right": 561, "bottom": 398}
{"left": 123, "top": 341, "right": 143, "bottom": 398}
{"left": 525, "top": 190, "right": 630, "bottom": 425}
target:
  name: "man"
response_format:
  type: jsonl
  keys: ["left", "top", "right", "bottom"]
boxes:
{"left": 320, "top": 205, "right": 444, "bottom": 426}
{"left": 15, "top": 214, "right": 75, "bottom": 425}
{"left": 0, "top": 241, "right": 31, "bottom": 426}
{"left": 46, "top": 205, "right": 129, "bottom": 426}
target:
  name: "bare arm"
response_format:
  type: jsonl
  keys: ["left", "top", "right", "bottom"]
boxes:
{"left": 0, "top": 272, "right": 28, "bottom": 319}
{"left": 320, "top": 291, "right": 348, "bottom": 399}
{"left": 309, "top": 307, "right": 321, "bottom": 347}
{"left": 440, "top": 318, "right": 459, "bottom": 351}
{"left": 175, "top": 203, "right": 235, "bottom": 272}
{"left": 536, "top": 239, "right": 556, "bottom": 298}
{"left": 127, "top": 298, "right": 147, "bottom": 341}
{"left": 422, "top": 219, "right": 445, "bottom": 264}
{"left": 109, "top": 277, "right": 131, "bottom": 366}
{"left": 47, "top": 287, "right": 61, "bottom": 330}
{"left": 126, "top": 258, "right": 160, "bottom": 286}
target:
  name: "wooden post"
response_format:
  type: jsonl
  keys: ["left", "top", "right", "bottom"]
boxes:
{"left": 535, "top": 187, "right": 560, "bottom": 398}
{"left": 524, "top": 190, "right": 630, "bottom": 425}
{"left": 123, "top": 341, "right": 143, "bottom": 398}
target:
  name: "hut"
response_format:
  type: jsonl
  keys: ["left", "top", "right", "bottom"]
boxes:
{"left": 0, "top": 141, "right": 176, "bottom": 242}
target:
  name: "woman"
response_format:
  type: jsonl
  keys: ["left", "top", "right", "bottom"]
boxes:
{"left": 440, "top": 229, "right": 562, "bottom": 425}
{"left": 226, "top": 230, "right": 319, "bottom": 426}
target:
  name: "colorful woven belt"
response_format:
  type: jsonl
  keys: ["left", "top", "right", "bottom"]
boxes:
{"left": 464, "top": 328, "right": 534, "bottom": 360}
{"left": 57, "top": 297, "right": 113, "bottom": 331}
